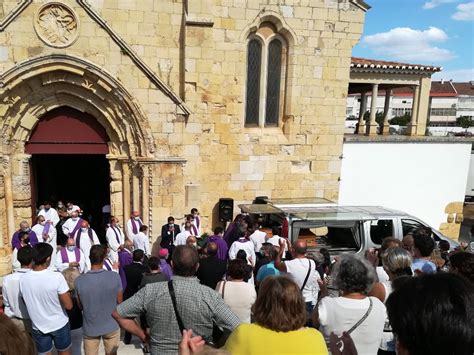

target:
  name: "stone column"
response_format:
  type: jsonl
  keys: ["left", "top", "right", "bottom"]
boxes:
{"left": 381, "top": 89, "right": 392, "bottom": 135}
{"left": 407, "top": 85, "right": 420, "bottom": 136}
{"left": 366, "top": 84, "right": 379, "bottom": 135}
{"left": 141, "top": 165, "right": 150, "bottom": 225}
{"left": 355, "top": 92, "right": 367, "bottom": 134}
{"left": 132, "top": 165, "right": 140, "bottom": 213}
{"left": 4, "top": 165, "right": 15, "bottom": 242}
{"left": 122, "top": 162, "right": 131, "bottom": 223}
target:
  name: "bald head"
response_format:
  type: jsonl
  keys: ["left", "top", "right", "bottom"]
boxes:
{"left": 67, "top": 238, "right": 75, "bottom": 247}
{"left": 132, "top": 211, "right": 140, "bottom": 218}
{"left": 186, "top": 236, "right": 197, "bottom": 246}
{"left": 207, "top": 242, "right": 218, "bottom": 257}
{"left": 124, "top": 239, "right": 133, "bottom": 250}
{"left": 293, "top": 240, "right": 307, "bottom": 255}
{"left": 80, "top": 220, "right": 89, "bottom": 228}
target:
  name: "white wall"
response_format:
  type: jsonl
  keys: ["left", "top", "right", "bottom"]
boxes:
{"left": 339, "top": 142, "right": 472, "bottom": 229}
{"left": 466, "top": 153, "right": 474, "bottom": 197}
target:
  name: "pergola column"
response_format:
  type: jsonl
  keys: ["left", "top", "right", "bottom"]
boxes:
{"left": 355, "top": 92, "right": 367, "bottom": 134}
{"left": 407, "top": 85, "right": 420, "bottom": 136}
{"left": 366, "top": 84, "right": 379, "bottom": 135}
{"left": 381, "top": 89, "right": 392, "bottom": 135}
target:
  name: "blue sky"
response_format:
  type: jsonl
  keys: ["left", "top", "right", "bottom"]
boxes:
{"left": 352, "top": 0, "right": 474, "bottom": 81}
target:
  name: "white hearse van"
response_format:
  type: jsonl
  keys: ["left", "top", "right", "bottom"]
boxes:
{"left": 239, "top": 198, "right": 459, "bottom": 256}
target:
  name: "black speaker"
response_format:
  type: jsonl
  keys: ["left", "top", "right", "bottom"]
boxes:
{"left": 218, "top": 198, "right": 234, "bottom": 222}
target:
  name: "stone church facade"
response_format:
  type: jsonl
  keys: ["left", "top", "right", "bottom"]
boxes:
{"left": 0, "top": 0, "right": 368, "bottom": 274}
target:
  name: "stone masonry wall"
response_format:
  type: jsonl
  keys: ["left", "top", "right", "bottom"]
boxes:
{"left": 0, "top": 0, "right": 366, "bottom": 237}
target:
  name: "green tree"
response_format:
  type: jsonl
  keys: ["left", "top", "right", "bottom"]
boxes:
{"left": 363, "top": 111, "right": 384, "bottom": 125}
{"left": 389, "top": 113, "right": 411, "bottom": 126}
{"left": 457, "top": 116, "right": 473, "bottom": 131}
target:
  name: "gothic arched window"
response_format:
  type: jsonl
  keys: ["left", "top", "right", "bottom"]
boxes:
{"left": 245, "top": 39, "right": 262, "bottom": 126}
{"left": 244, "top": 23, "right": 287, "bottom": 127}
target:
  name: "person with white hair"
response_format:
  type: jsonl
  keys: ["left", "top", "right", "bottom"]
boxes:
{"left": 315, "top": 254, "right": 387, "bottom": 355}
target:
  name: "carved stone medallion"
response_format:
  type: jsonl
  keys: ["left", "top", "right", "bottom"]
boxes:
{"left": 34, "top": 2, "right": 79, "bottom": 48}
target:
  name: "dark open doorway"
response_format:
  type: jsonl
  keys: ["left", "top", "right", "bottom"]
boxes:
{"left": 31, "top": 154, "right": 111, "bottom": 240}
{"left": 25, "top": 106, "right": 112, "bottom": 243}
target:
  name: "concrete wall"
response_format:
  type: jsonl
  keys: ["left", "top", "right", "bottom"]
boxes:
{"left": 339, "top": 141, "right": 472, "bottom": 230}
{"left": 466, "top": 152, "right": 474, "bottom": 197}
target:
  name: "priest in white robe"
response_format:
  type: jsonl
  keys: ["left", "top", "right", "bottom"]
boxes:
{"left": 32, "top": 215, "right": 57, "bottom": 249}
{"left": 55, "top": 238, "right": 86, "bottom": 273}
{"left": 62, "top": 211, "right": 83, "bottom": 238}
{"left": 37, "top": 201, "right": 60, "bottom": 227}
{"left": 72, "top": 220, "right": 100, "bottom": 271}
{"left": 191, "top": 208, "right": 201, "bottom": 236}
{"left": 174, "top": 222, "right": 193, "bottom": 246}
{"left": 106, "top": 216, "right": 125, "bottom": 263}
{"left": 126, "top": 210, "right": 143, "bottom": 242}
{"left": 66, "top": 201, "right": 81, "bottom": 216}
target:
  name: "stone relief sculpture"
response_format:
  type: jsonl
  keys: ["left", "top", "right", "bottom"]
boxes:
{"left": 34, "top": 3, "right": 78, "bottom": 48}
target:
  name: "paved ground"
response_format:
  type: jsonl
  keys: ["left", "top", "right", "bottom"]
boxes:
{"left": 56, "top": 334, "right": 145, "bottom": 355}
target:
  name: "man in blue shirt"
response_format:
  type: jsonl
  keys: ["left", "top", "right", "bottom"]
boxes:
{"left": 256, "top": 245, "right": 281, "bottom": 283}
{"left": 412, "top": 228, "right": 437, "bottom": 274}
{"left": 75, "top": 244, "right": 123, "bottom": 354}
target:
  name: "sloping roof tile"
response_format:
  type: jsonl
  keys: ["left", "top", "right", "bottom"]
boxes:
{"left": 350, "top": 57, "right": 442, "bottom": 73}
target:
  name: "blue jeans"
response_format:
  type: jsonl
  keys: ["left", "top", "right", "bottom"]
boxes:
{"left": 32, "top": 322, "right": 71, "bottom": 354}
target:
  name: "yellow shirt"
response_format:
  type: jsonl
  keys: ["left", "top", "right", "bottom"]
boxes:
{"left": 224, "top": 323, "right": 329, "bottom": 355}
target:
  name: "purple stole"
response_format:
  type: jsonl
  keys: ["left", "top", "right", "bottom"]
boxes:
{"left": 195, "top": 216, "right": 200, "bottom": 230}
{"left": 43, "top": 223, "right": 51, "bottom": 235}
{"left": 130, "top": 218, "right": 142, "bottom": 234}
{"left": 118, "top": 249, "right": 133, "bottom": 288}
{"left": 208, "top": 236, "right": 229, "bottom": 261}
{"left": 12, "top": 230, "right": 39, "bottom": 250}
{"left": 110, "top": 226, "right": 121, "bottom": 244}
{"left": 190, "top": 224, "right": 198, "bottom": 236}
{"left": 60, "top": 248, "right": 81, "bottom": 263}
{"left": 104, "top": 259, "right": 112, "bottom": 271}
{"left": 69, "top": 218, "right": 83, "bottom": 237}
{"left": 237, "top": 238, "right": 250, "bottom": 244}
{"left": 76, "top": 228, "right": 94, "bottom": 249}
{"left": 159, "top": 259, "right": 173, "bottom": 280}
{"left": 223, "top": 223, "right": 237, "bottom": 247}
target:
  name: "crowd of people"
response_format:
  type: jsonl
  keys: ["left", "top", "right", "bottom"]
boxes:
{"left": 0, "top": 203, "right": 473, "bottom": 355}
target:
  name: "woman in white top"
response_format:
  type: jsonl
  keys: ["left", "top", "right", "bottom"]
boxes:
{"left": 369, "top": 247, "right": 413, "bottom": 355}
{"left": 315, "top": 254, "right": 387, "bottom": 355}
{"left": 216, "top": 259, "right": 256, "bottom": 323}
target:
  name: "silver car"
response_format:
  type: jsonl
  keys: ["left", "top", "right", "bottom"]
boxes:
{"left": 239, "top": 199, "right": 459, "bottom": 256}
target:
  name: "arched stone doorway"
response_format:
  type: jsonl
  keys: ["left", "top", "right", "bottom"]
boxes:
{"left": 26, "top": 107, "right": 111, "bottom": 241}
{"left": 0, "top": 55, "right": 159, "bottom": 251}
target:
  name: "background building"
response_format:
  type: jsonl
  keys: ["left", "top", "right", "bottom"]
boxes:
{"left": 347, "top": 80, "right": 474, "bottom": 126}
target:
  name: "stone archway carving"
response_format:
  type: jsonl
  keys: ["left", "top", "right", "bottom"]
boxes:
{"left": 0, "top": 54, "right": 155, "bottom": 158}
{"left": 0, "top": 54, "right": 158, "bottom": 244}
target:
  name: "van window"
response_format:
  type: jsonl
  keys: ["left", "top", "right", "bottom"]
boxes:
{"left": 401, "top": 219, "right": 425, "bottom": 236}
{"left": 370, "top": 219, "right": 394, "bottom": 245}
{"left": 296, "top": 223, "right": 361, "bottom": 253}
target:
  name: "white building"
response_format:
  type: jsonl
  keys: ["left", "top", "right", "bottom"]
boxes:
{"left": 347, "top": 81, "right": 474, "bottom": 126}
